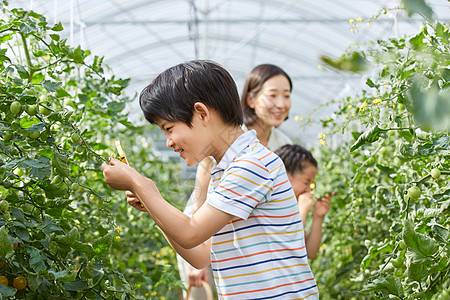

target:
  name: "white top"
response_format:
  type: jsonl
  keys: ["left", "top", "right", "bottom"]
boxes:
{"left": 241, "top": 124, "right": 292, "bottom": 151}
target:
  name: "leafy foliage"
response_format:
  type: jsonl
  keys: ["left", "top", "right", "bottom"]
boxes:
{"left": 310, "top": 9, "right": 450, "bottom": 300}
{"left": 0, "top": 4, "right": 188, "bottom": 299}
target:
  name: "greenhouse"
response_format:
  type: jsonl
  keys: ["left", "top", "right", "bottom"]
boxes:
{"left": 1, "top": 0, "right": 449, "bottom": 299}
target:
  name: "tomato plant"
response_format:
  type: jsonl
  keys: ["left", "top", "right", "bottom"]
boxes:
{"left": 306, "top": 3, "right": 450, "bottom": 299}
{"left": 1, "top": 4, "right": 187, "bottom": 299}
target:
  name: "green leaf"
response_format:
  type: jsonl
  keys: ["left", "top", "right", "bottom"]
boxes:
{"left": 42, "top": 80, "right": 61, "bottom": 92}
{"left": 38, "top": 218, "right": 64, "bottom": 235}
{"left": 350, "top": 125, "right": 386, "bottom": 152}
{"left": 402, "top": 220, "right": 438, "bottom": 263}
{"left": 407, "top": 77, "right": 450, "bottom": 131}
{"left": 11, "top": 207, "right": 25, "bottom": 222}
{"left": 15, "top": 64, "right": 29, "bottom": 79}
{"left": 52, "top": 152, "right": 70, "bottom": 177}
{"left": 360, "top": 275, "right": 403, "bottom": 297}
{"left": 0, "top": 283, "right": 17, "bottom": 297}
{"left": 26, "top": 273, "right": 43, "bottom": 291}
{"left": 29, "top": 247, "right": 46, "bottom": 272}
{"left": 401, "top": 0, "right": 433, "bottom": 19}
{"left": 366, "top": 78, "right": 379, "bottom": 89}
{"left": 0, "top": 226, "right": 14, "bottom": 259}
{"left": 407, "top": 260, "right": 427, "bottom": 282}
{"left": 63, "top": 280, "right": 86, "bottom": 291}
{"left": 92, "top": 55, "right": 104, "bottom": 73}
{"left": 51, "top": 22, "right": 64, "bottom": 31}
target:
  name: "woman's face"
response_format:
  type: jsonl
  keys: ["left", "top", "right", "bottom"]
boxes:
{"left": 248, "top": 74, "right": 291, "bottom": 128}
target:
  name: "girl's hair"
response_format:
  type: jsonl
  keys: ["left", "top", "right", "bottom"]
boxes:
{"left": 240, "top": 64, "right": 292, "bottom": 126}
{"left": 275, "top": 144, "right": 317, "bottom": 175}
{"left": 139, "top": 60, "right": 242, "bottom": 127}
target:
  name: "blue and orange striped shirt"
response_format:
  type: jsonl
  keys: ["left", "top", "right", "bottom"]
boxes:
{"left": 206, "top": 130, "right": 319, "bottom": 299}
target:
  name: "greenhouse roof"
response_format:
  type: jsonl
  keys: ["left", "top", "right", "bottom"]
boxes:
{"left": 9, "top": 0, "right": 450, "bottom": 147}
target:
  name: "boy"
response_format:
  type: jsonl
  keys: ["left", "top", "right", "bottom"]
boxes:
{"left": 102, "top": 60, "right": 319, "bottom": 299}
{"left": 275, "top": 144, "right": 333, "bottom": 259}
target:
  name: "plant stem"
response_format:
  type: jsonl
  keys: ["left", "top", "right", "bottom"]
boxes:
{"left": 19, "top": 32, "right": 34, "bottom": 81}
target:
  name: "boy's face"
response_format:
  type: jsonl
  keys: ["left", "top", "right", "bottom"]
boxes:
{"left": 249, "top": 74, "right": 291, "bottom": 128}
{"left": 156, "top": 116, "right": 209, "bottom": 167}
{"left": 287, "top": 164, "right": 318, "bottom": 198}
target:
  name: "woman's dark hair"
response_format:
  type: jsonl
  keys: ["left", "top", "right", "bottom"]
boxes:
{"left": 139, "top": 60, "right": 242, "bottom": 127}
{"left": 274, "top": 144, "right": 317, "bottom": 175}
{"left": 240, "top": 64, "right": 292, "bottom": 126}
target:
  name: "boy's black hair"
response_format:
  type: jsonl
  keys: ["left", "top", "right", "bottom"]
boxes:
{"left": 139, "top": 60, "right": 243, "bottom": 127}
{"left": 275, "top": 144, "right": 317, "bottom": 175}
{"left": 240, "top": 64, "right": 293, "bottom": 126}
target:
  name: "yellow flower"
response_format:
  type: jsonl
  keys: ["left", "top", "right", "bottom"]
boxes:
{"left": 373, "top": 98, "right": 382, "bottom": 105}
{"left": 317, "top": 65, "right": 322, "bottom": 69}
{"left": 151, "top": 291, "right": 157, "bottom": 296}
{"left": 294, "top": 115, "right": 300, "bottom": 121}
{"left": 367, "top": 21, "right": 371, "bottom": 27}
{"left": 347, "top": 104, "right": 352, "bottom": 109}
{"left": 356, "top": 17, "right": 363, "bottom": 22}
{"left": 115, "top": 226, "right": 121, "bottom": 233}
{"left": 359, "top": 101, "right": 367, "bottom": 112}
{"left": 349, "top": 18, "right": 355, "bottom": 24}
{"left": 320, "top": 139, "right": 326, "bottom": 145}
{"left": 114, "top": 236, "right": 120, "bottom": 242}
{"left": 319, "top": 132, "right": 326, "bottom": 139}
{"left": 145, "top": 293, "right": 149, "bottom": 297}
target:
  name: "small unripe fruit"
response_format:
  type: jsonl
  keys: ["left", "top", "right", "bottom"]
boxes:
{"left": 407, "top": 186, "right": 421, "bottom": 200}
{"left": 10, "top": 101, "right": 22, "bottom": 115}
{"left": 430, "top": 168, "right": 441, "bottom": 179}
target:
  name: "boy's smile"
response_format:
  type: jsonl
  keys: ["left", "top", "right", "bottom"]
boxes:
{"left": 157, "top": 117, "right": 206, "bottom": 167}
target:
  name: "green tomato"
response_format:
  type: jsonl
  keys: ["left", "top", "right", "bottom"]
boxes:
{"left": 397, "top": 103, "right": 405, "bottom": 111}
{"left": 39, "top": 105, "right": 52, "bottom": 116}
{"left": 75, "top": 145, "right": 84, "bottom": 153}
{"left": 26, "top": 105, "right": 38, "bottom": 116}
{"left": 70, "top": 133, "right": 80, "bottom": 144}
{"left": 0, "top": 200, "right": 9, "bottom": 213}
{"left": 407, "top": 186, "right": 421, "bottom": 200}
{"left": 64, "top": 98, "right": 73, "bottom": 106}
{"left": 51, "top": 175, "right": 63, "bottom": 185}
{"left": 399, "top": 240, "right": 406, "bottom": 250}
{"left": 10, "top": 101, "right": 22, "bottom": 115}
{"left": 71, "top": 182, "right": 80, "bottom": 191}
{"left": 430, "top": 168, "right": 441, "bottom": 179}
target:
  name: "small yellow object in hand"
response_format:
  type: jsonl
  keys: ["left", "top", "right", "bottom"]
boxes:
{"left": 310, "top": 181, "right": 316, "bottom": 194}
{"left": 115, "top": 140, "right": 129, "bottom": 165}
{"left": 115, "top": 140, "right": 143, "bottom": 208}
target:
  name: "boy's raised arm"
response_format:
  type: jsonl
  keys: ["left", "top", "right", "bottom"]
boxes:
{"left": 102, "top": 158, "right": 234, "bottom": 267}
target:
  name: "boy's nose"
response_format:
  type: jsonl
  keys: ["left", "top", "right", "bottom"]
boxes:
{"left": 166, "top": 136, "right": 174, "bottom": 148}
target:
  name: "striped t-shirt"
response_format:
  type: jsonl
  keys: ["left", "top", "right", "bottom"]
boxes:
{"left": 206, "top": 130, "right": 319, "bottom": 299}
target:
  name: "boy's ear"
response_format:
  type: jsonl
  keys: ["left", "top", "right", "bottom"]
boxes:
{"left": 193, "top": 102, "right": 210, "bottom": 124}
